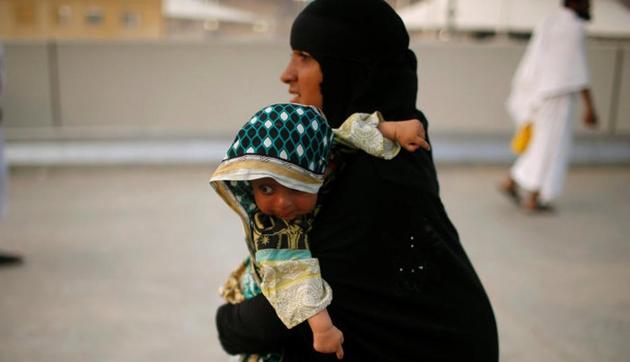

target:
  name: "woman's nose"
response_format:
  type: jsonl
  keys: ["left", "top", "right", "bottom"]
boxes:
{"left": 280, "top": 62, "right": 295, "bottom": 84}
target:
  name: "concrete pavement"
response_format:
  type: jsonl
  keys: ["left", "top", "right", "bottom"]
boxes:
{"left": 1, "top": 165, "right": 629, "bottom": 362}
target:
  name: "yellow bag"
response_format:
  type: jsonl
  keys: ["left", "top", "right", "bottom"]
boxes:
{"left": 511, "top": 122, "right": 533, "bottom": 155}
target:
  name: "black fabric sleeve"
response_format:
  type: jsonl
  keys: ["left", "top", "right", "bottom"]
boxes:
{"left": 215, "top": 294, "right": 292, "bottom": 355}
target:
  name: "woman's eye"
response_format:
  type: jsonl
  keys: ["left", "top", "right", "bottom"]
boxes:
{"left": 296, "top": 51, "right": 311, "bottom": 60}
{"left": 259, "top": 185, "right": 274, "bottom": 194}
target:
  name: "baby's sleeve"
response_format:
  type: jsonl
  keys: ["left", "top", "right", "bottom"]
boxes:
{"left": 333, "top": 111, "right": 401, "bottom": 159}
{"left": 255, "top": 249, "right": 332, "bottom": 329}
{"left": 252, "top": 216, "right": 332, "bottom": 329}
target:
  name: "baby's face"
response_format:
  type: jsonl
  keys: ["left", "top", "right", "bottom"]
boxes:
{"left": 251, "top": 178, "right": 317, "bottom": 221}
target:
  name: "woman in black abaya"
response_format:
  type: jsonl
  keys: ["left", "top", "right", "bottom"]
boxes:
{"left": 216, "top": 1, "right": 499, "bottom": 361}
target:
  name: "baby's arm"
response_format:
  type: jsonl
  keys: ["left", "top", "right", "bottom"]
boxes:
{"left": 309, "top": 309, "right": 344, "bottom": 359}
{"left": 253, "top": 216, "right": 342, "bottom": 357}
{"left": 257, "top": 253, "right": 344, "bottom": 358}
{"left": 378, "top": 119, "right": 430, "bottom": 153}
{"left": 333, "top": 112, "right": 429, "bottom": 160}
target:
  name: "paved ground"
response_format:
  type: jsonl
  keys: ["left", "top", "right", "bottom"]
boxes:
{"left": 0, "top": 165, "right": 629, "bottom": 362}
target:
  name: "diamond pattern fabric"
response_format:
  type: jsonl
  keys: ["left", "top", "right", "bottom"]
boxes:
{"left": 226, "top": 103, "right": 333, "bottom": 175}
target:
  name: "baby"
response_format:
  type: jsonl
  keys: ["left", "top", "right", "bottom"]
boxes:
{"left": 210, "top": 103, "right": 426, "bottom": 361}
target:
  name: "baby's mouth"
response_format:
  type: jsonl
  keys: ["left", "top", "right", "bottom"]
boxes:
{"left": 278, "top": 211, "right": 296, "bottom": 221}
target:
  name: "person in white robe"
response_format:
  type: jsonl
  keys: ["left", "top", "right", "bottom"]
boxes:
{"left": 501, "top": 0, "right": 598, "bottom": 212}
{"left": 0, "top": 42, "right": 24, "bottom": 266}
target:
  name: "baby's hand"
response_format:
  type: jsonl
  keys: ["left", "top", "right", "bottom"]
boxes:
{"left": 313, "top": 325, "right": 344, "bottom": 359}
{"left": 393, "top": 119, "right": 430, "bottom": 152}
{"left": 378, "top": 119, "right": 430, "bottom": 153}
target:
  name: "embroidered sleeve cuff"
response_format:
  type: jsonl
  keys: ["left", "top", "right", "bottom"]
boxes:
{"left": 333, "top": 112, "right": 401, "bottom": 160}
{"left": 256, "top": 257, "right": 333, "bottom": 329}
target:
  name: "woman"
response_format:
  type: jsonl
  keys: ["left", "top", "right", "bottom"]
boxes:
{"left": 216, "top": 0, "right": 498, "bottom": 360}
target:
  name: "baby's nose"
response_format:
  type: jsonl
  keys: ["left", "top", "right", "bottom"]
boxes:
{"left": 275, "top": 194, "right": 292, "bottom": 209}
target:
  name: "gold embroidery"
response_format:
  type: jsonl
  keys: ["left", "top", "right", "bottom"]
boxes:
{"left": 258, "top": 258, "right": 332, "bottom": 328}
{"left": 213, "top": 159, "right": 322, "bottom": 186}
{"left": 334, "top": 111, "right": 401, "bottom": 159}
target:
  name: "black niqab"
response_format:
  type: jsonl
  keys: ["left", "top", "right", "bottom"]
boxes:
{"left": 290, "top": 0, "right": 420, "bottom": 127}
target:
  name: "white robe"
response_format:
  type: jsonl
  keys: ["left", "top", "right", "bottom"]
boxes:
{"left": 506, "top": 7, "right": 590, "bottom": 203}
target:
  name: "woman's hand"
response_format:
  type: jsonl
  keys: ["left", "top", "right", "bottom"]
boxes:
{"left": 379, "top": 119, "right": 430, "bottom": 153}
{"left": 312, "top": 324, "right": 344, "bottom": 359}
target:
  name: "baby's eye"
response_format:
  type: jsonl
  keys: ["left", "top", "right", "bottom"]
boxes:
{"left": 259, "top": 185, "right": 274, "bottom": 194}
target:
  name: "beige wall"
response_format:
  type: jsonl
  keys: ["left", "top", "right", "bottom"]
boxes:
{"left": 55, "top": 42, "right": 289, "bottom": 137}
{"left": 1, "top": 40, "right": 628, "bottom": 140}
{"left": 0, "top": 0, "right": 162, "bottom": 40}
{"left": 415, "top": 42, "right": 620, "bottom": 136}
{"left": 616, "top": 47, "right": 630, "bottom": 135}
{"left": 1, "top": 42, "right": 54, "bottom": 127}
{"left": 574, "top": 45, "right": 618, "bottom": 136}
{"left": 415, "top": 43, "right": 523, "bottom": 134}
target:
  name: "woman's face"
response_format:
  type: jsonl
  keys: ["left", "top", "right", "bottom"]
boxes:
{"left": 280, "top": 50, "right": 323, "bottom": 108}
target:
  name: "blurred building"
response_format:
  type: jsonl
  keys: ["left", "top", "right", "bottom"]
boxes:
{"left": 0, "top": 0, "right": 317, "bottom": 40}
{"left": 398, "top": 0, "right": 630, "bottom": 39}
{"left": 0, "top": 0, "right": 163, "bottom": 39}
{"left": 2, "top": 0, "right": 630, "bottom": 41}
